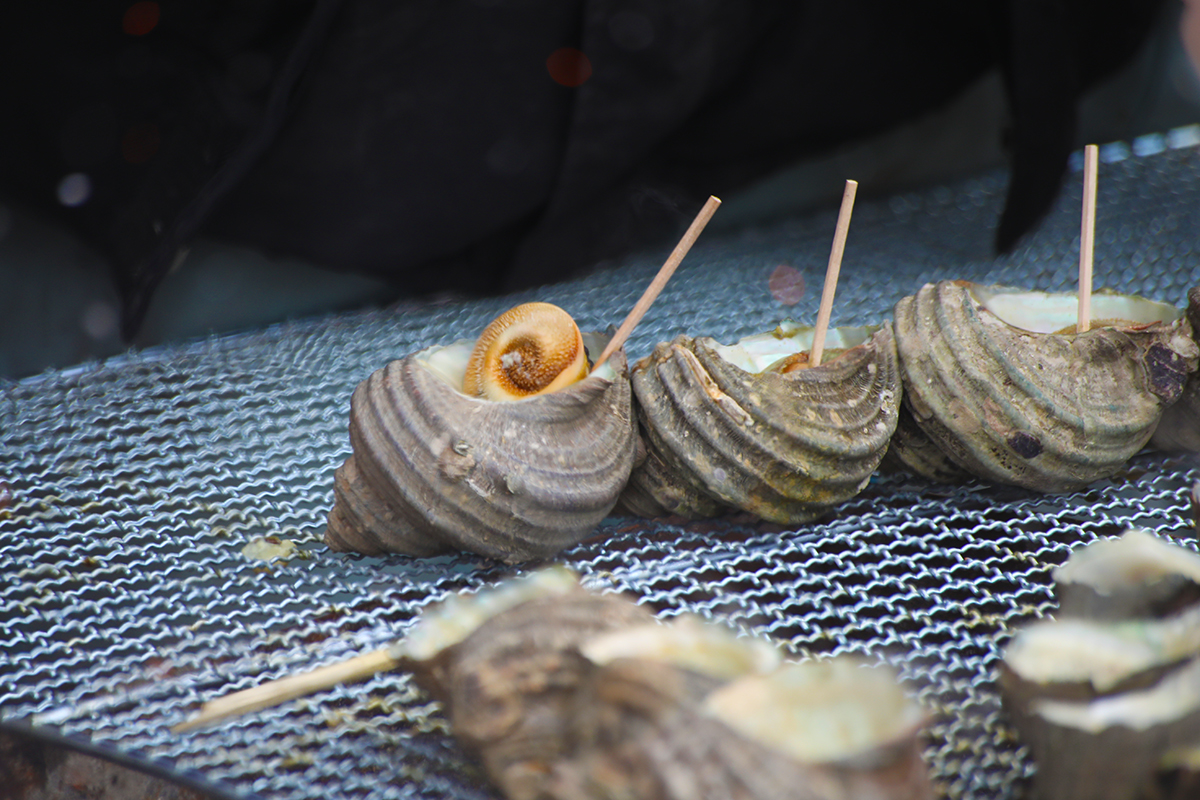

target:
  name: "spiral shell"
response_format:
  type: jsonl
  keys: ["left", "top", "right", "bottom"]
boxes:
{"left": 325, "top": 314, "right": 638, "bottom": 563}
{"left": 463, "top": 302, "right": 590, "bottom": 401}
{"left": 890, "top": 281, "right": 1199, "bottom": 491}
{"left": 619, "top": 322, "right": 901, "bottom": 523}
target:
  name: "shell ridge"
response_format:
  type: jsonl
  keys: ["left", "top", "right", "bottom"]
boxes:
{"left": 657, "top": 344, "right": 762, "bottom": 498}
{"left": 637, "top": 339, "right": 861, "bottom": 521}
{"left": 910, "top": 283, "right": 1074, "bottom": 486}
{"left": 930, "top": 283, "right": 1087, "bottom": 487}
{"left": 957, "top": 287, "right": 1170, "bottom": 481}
{"left": 886, "top": 295, "right": 972, "bottom": 482}
{"left": 630, "top": 345, "right": 756, "bottom": 513}
{"left": 339, "top": 367, "right": 475, "bottom": 553}
{"left": 893, "top": 281, "right": 1187, "bottom": 491}
{"left": 894, "top": 284, "right": 1008, "bottom": 481}
{"left": 470, "top": 350, "right": 636, "bottom": 521}
{"left": 616, "top": 430, "right": 730, "bottom": 519}
{"left": 333, "top": 354, "right": 621, "bottom": 561}
{"left": 367, "top": 361, "right": 496, "bottom": 546}
{"left": 330, "top": 452, "right": 450, "bottom": 557}
{"left": 694, "top": 334, "right": 898, "bottom": 466}
{"left": 976, "top": 308, "right": 1148, "bottom": 439}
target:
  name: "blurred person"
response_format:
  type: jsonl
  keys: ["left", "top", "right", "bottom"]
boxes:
{"left": 0, "top": 0, "right": 1171, "bottom": 340}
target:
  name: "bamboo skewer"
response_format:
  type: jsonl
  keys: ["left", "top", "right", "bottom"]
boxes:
{"left": 173, "top": 647, "right": 401, "bottom": 733}
{"left": 591, "top": 195, "right": 721, "bottom": 371}
{"left": 810, "top": 180, "right": 858, "bottom": 368}
{"left": 1078, "top": 144, "right": 1099, "bottom": 333}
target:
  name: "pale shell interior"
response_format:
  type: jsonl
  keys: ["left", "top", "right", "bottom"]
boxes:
{"left": 712, "top": 320, "right": 878, "bottom": 373}
{"left": 969, "top": 285, "right": 1182, "bottom": 333}
{"left": 415, "top": 331, "right": 617, "bottom": 394}
{"left": 579, "top": 616, "right": 781, "bottom": 680}
{"left": 703, "top": 658, "right": 925, "bottom": 763}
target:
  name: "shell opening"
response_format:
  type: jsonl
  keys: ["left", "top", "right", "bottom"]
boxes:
{"left": 1034, "top": 658, "right": 1200, "bottom": 734}
{"left": 1054, "top": 528, "right": 1200, "bottom": 592}
{"left": 1002, "top": 619, "right": 1172, "bottom": 692}
{"left": 969, "top": 286, "right": 1182, "bottom": 334}
{"left": 712, "top": 321, "right": 878, "bottom": 373}
{"left": 581, "top": 332, "right": 617, "bottom": 381}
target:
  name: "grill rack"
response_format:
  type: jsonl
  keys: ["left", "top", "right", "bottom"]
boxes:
{"left": 4, "top": 131, "right": 1200, "bottom": 800}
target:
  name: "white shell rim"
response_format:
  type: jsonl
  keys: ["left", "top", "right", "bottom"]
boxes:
{"left": 712, "top": 321, "right": 880, "bottom": 373}
{"left": 968, "top": 285, "right": 1182, "bottom": 334}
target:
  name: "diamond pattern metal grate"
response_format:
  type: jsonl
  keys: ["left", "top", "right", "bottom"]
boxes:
{"left": 4, "top": 130, "right": 1200, "bottom": 800}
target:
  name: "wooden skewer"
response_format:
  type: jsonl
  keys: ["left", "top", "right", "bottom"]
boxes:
{"left": 173, "top": 648, "right": 400, "bottom": 733}
{"left": 1078, "top": 144, "right": 1098, "bottom": 333}
{"left": 810, "top": 180, "right": 858, "bottom": 368}
{"left": 591, "top": 195, "right": 722, "bottom": 371}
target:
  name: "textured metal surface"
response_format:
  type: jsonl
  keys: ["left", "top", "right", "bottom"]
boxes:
{"left": 5, "top": 130, "right": 1200, "bottom": 800}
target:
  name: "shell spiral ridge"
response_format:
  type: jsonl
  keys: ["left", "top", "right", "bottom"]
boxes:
{"left": 326, "top": 341, "right": 637, "bottom": 563}
{"left": 892, "top": 281, "right": 1199, "bottom": 492}
{"left": 622, "top": 325, "right": 901, "bottom": 524}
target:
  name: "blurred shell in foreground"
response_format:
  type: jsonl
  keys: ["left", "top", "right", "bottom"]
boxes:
{"left": 551, "top": 627, "right": 929, "bottom": 800}
{"left": 397, "top": 568, "right": 931, "bottom": 800}
{"left": 397, "top": 568, "right": 654, "bottom": 800}
{"left": 999, "top": 529, "right": 1200, "bottom": 800}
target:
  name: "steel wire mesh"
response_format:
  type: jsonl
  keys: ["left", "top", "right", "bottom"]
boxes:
{"left": 5, "top": 131, "right": 1200, "bottom": 800}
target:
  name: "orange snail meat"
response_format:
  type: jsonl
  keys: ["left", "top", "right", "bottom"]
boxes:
{"left": 463, "top": 302, "right": 590, "bottom": 401}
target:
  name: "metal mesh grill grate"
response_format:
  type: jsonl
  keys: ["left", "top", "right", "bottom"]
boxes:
{"left": 5, "top": 130, "right": 1200, "bottom": 800}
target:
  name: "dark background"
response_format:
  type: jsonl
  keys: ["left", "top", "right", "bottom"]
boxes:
{"left": 2, "top": 0, "right": 1198, "bottom": 379}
